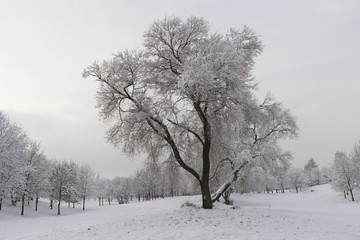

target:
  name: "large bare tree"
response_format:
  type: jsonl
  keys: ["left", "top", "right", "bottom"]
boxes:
{"left": 83, "top": 16, "right": 297, "bottom": 209}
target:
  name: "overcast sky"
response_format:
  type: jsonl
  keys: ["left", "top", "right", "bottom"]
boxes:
{"left": 1, "top": 0, "right": 359, "bottom": 178}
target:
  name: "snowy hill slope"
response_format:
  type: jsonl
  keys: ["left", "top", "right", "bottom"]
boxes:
{"left": 1, "top": 184, "right": 360, "bottom": 240}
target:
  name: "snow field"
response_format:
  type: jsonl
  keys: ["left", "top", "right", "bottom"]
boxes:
{"left": 1, "top": 184, "right": 360, "bottom": 240}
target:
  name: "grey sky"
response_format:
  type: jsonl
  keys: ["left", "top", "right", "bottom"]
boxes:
{"left": 1, "top": 0, "right": 359, "bottom": 178}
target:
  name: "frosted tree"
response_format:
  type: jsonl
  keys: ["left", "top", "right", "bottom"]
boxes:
{"left": 162, "top": 161, "right": 182, "bottom": 197}
{"left": 49, "top": 161, "right": 78, "bottom": 215}
{"left": 273, "top": 161, "right": 291, "bottom": 193}
{"left": 77, "top": 163, "right": 96, "bottom": 210}
{"left": 104, "top": 178, "right": 114, "bottom": 205}
{"left": 33, "top": 158, "right": 51, "bottom": 211}
{"left": 19, "top": 141, "right": 47, "bottom": 215}
{"left": 83, "top": 16, "right": 297, "bottom": 209}
{"left": 319, "top": 167, "right": 331, "bottom": 184}
{"left": 0, "top": 111, "right": 28, "bottom": 210}
{"left": 211, "top": 140, "right": 291, "bottom": 201}
{"left": 94, "top": 176, "right": 107, "bottom": 206}
{"left": 134, "top": 161, "right": 163, "bottom": 201}
{"left": 288, "top": 168, "right": 308, "bottom": 193}
{"left": 133, "top": 170, "right": 146, "bottom": 201}
{"left": 331, "top": 151, "right": 357, "bottom": 201}
{"left": 350, "top": 141, "right": 360, "bottom": 186}
{"left": 304, "top": 158, "right": 320, "bottom": 186}
{"left": 112, "top": 176, "right": 132, "bottom": 204}
{"left": 233, "top": 165, "right": 270, "bottom": 194}
{"left": 262, "top": 170, "right": 279, "bottom": 193}
{"left": 145, "top": 161, "right": 163, "bottom": 199}
{"left": 133, "top": 164, "right": 162, "bottom": 201}
{"left": 112, "top": 177, "right": 123, "bottom": 204}
{"left": 232, "top": 166, "right": 253, "bottom": 194}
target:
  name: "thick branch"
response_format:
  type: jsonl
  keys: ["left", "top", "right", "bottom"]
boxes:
{"left": 146, "top": 116, "right": 201, "bottom": 182}
{"left": 193, "top": 101, "right": 211, "bottom": 183}
{"left": 209, "top": 158, "right": 233, "bottom": 180}
{"left": 167, "top": 119, "right": 204, "bottom": 146}
{"left": 211, "top": 160, "right": 248, "bottom": 203}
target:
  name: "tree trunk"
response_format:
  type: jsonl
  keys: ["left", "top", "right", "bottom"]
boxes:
{"left": 83, "top": 196, "right": 86, "bottom": 210}
{"left": 0, "top": 198, "right": 2, "bottom": 211}
{"left": 35, "top": 195, "right": 39, "bottom": 211}
{"left": 50, "top": 200, "right": 53, "bottom": 209}
{"left": 200, "top": 180, "right": 212, "bottom": 209}
{"left": 350, "top": 189, "right": 355, "bottom": 202}
{"left": 58, "top": 200, "right": 61, "bottom": 215}
{"left": 21, "top": 194, "right": 25, "bottom": 216}
{"left": 295, "top": 187, "right": 299, "bottom": 194}
{"left": 200, "top": 117, "right": 212, "bottom": 209}
{"left": 11, "top": 194, "right": 16, "bottom": 206}
{"left": 58, "top": 188, "right": 62, "bottom": 215}
{"left": 98, "top": 197, "right": 101, "bottom": 206}
{"left": 344, "top": 190, "right": 347, "bottom": 199}
{"left": 223, "top": 188, "right": 232, "bottom": 205}
{"left": 102, "top": 197, "right": 104, "bottom": 206}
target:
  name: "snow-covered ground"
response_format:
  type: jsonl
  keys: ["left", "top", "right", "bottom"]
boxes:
{"left": 1, "top": 184, "right": 360, "bottom": 240}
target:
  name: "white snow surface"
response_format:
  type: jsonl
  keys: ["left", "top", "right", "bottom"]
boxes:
{"left": 1, "top": 184, "right": 360, "bottom": 240}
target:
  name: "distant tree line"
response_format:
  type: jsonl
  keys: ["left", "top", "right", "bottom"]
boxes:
{"left": 0, "top": 111, "right": 100, "bottom": 215}
{"left": 213, "top": 157, "right": 331, "bottom": 203}
{"left": 0, "top": 111, "right": 193, "bottom": 216}
{"left": 2, "top": 109, "right": 358, "bottom": 218}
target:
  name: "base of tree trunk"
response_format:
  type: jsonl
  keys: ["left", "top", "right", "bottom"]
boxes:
{"left": 350, "top": 189, "right": 355, "bottom": 201}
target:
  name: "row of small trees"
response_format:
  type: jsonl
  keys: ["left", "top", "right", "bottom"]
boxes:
{"left": 0, "top": 111, "right": 44, "bottom": 215}
{"left": 0, "top": 111, "right": 102, "bottom": 215}
{"left": 95, "top": 161, "right": 192, "bottom": 206}
{"left": 219, "top": 158, "right": 330, "bottom": 201}
{"left": 130, "top": 156, "right": 331, "bottom": 205}
{"left": 0, "top": 110, "right": 195, "bottom": 216}
{"left": 331, "top": 141, "right": 360, "bottom": 201}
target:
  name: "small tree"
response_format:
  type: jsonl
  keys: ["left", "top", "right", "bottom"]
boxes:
{"left": 331, "top": 151, "right": 356, "bottom": 201}
{"left": 94, "top": 176, "right": 107, "bottom": 206}
{"left": 350, "top": 142, "right": 360, "bottom": 186}
{"left": 104, "top": 179, "right": 114, "bottom": 205}
{"left": 288, "top": 168, "right": 308, "bottom": 193}
{"left": 113, "top": 176, "right": 128, "bottom": 204}
{"left": 49, "top": 161, "right": 78, "bottom": 215}
{"left": 19, "top": 141, "right": 46, "bottom": 216}
{"left": 0, "top": 112, "right": 28, "bottom": 211}
{"left": 163, "top": 161, "right": 182, "bottom": 197}
{"left": 77, "top": 164, "right": 96, "bottom": 210}
{"left": 304, "top": 158, "right": 320, "bottom": 186}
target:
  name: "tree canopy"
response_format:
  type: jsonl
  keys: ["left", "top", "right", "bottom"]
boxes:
{"left": 83, "top": 16, "right": 298, "bottom": 209}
